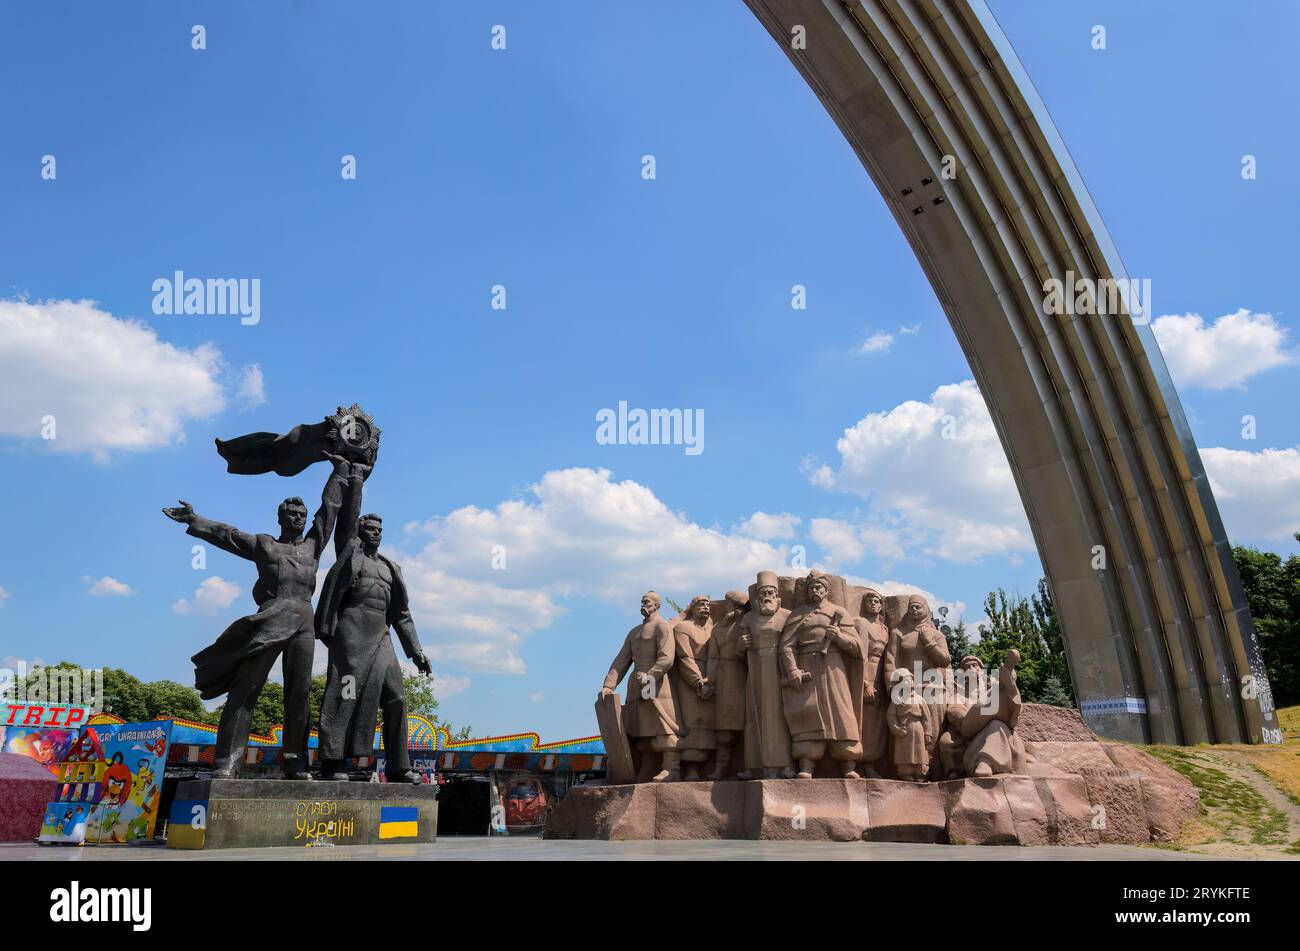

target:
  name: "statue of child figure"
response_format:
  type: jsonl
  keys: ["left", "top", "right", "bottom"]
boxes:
{"left": 888, "top": 668, "right": 931, "bottom": 783}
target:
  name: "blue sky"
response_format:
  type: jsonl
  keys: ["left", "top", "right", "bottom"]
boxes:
{"left": 1, "top": 1, "right": 1297, "bottom": 740}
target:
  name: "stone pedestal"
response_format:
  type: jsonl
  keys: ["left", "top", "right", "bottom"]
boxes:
{"left": 166, "top": 778, "right": 438, "bottom": 850}
{"left": 545, "top": 773, "right": 1175, "bottom": 847}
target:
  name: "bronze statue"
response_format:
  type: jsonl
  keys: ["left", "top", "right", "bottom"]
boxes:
{"left": 315, "top": 473, "right": 432, "bottom": 784}
{"left": 704, "top": 590, "right": 749, "bottom": 780}
{"left": 599, "top": 592, "right": 682, "bottom": 782}
{"left": 670, "top": 596, "right": 716, "bottom": 780}
{"left": 736, "top": 572, "right": 793, "bottom": 779}
{"left": 778, "top": 570, "right": 865, "bottom": 779}
{"left": 162, "top": 453, "right": 350, "bottom": 779}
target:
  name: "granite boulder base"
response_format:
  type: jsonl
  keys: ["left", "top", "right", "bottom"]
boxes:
{"left": 546, "top": 708, "right": 1201, "bottom": 847}
{"left": 544, "top": 772, "right": 1175, "bottom": 847}
{"left": 167, "top": 778, "right": 438, "bottom": 850}
{"left": 0, "top": 753, "right": 59, "bottom": 842}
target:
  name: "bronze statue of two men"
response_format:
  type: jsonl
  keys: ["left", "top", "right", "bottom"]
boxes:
{"left": 163, "top": 406, "right": 431, "bottom": 783}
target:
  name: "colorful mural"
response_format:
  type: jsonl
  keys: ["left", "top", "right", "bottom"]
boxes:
{"left": 37, "top": 720, "right": 172, "bottom": 845}
{"left": 82, "top": 711, "right": 607, "bottom": 775}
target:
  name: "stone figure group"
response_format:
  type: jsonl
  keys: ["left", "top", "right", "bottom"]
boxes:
{"left": 599, "top": 569, "right": 1031, "bottom": 784}
{"left": 163, "top": 406, "right": 432, "bottom": 784}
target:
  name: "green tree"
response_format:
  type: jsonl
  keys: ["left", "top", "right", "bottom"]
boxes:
{"left": 1036, "top": 675, "right": 1073, "bottom": 708}
{"left": 944, "top": 618, "right": 974, "bottom": 663}
{"left": 1233, "top": 540, "right": 1300, "bottom": 708}
{"left": 973, "top": 581, "right": 1075, "bottom": 706}
{"left": 402, "top": 673, "right": 471, "bottom": 740}
{"left": 309, "top": 674, "right": 328, "bottom": 729}
{"left": 139, "top": 679, "right": 216, "bottom": 724}
{"left": 18, "top": 661, "right": 218, "bottom": 724}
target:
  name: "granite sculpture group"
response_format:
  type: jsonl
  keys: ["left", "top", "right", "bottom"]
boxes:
{"left": 162, "top": 405, "right": 432, "bottom": 784}
{"left": 570, "top": 569, "right": 1201, "bottom": 845}
{"left": 599, "top": 569, "right": 1033, "bottom": 785}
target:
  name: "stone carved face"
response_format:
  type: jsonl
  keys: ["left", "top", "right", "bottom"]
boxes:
{"left": 640, "top": 593, "right": 659, "bottom": 618}
{"left": 865, "top": 593, "right": 882, "bottom": 617}
{"left": 807, "top": 579, "right": 827, "bottom": 606}
{"left": 757, "top": 585, "right": 780, "bottom": 616}
{"left": 358, "top": 516, "right": 383, "bottom": 549}
{"left": 907, "top": 601, "right": 927, "bottom": 622}
{"left": 691, "top": 599, "right": 711, "bottom": 623}
{"left": 279, "top": 501, "right": 308, "bottom": 536}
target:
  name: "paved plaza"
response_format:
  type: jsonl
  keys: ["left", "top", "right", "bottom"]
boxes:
{"left": 3, "top": 837, "right": 1216, "bottom": 862}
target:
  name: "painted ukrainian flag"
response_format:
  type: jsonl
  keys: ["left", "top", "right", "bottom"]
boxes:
{"left": 378, "top": 806, "right": 419, "bottom": 840}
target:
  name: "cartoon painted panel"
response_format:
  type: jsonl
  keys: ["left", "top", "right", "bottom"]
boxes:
{"left": 38, "top": 802, "right": 92, "bottom": 844}
{"left": 83, "top": 721, "right": 171, "bottom": 844}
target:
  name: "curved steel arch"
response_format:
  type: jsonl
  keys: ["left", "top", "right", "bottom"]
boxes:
{"left": 744, "top": 0, "right": 1280, "bottom": 744}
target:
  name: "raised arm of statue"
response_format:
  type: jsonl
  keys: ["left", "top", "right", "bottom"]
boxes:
{"left": 164, "top": 501, "right": 259, "bottom": 561}
{"left": 332, "top": 462, "right": 368, "bottom": 558}
{"left": 306, "top": 455, "right": 354, "bottom": 558}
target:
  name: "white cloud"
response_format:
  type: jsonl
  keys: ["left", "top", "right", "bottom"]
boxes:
{"left": 0, "top": 586, "right": 8, "bottom": 606}
{"left": 396, "top": 468, "right": 795, "bottom": 674}
{"left": 1201, "top": 446, "right": 1300, "bottom": 542}
{"left": 859, "top": 331, "right": 894, "bottom": 354}
{"left": 366, "top": 468, "right": 967, "bottom": 678}
{"left": 898, "top": 323, "right": 921, "bottom": 336}
{"left": 236, "top": 364, "right": 266, "bottom": 408}
{"left": 736, "top": 511, "right": 801, "bottom": 541}
{"left": 173, "top": 576, "right": 242, "bottom": 615}
{"left": 841, "top": 575, "right": 966, "bottom": 626}
{"left": 1151, "top": 309, "right": 1293, "bottom": 391}
{"left": 396, "top": 666, "right": 471, "bottom": 700}
{"left": 529, "top": 691, "right": 545, "bottom": 703}
{"left": 807, "top": 380, "right": 1031, "bottom": 561}
{"left": 0, "top": 299, "right": 227, "bottom": 459}
{"left": 432, "top": 672, "right": 472, "bottom": 699}
{"left": 809, "top": 517, "right": 906, "bottom": 566}
{"left": 85, "top": 575, "right": 134, "bottom": 597}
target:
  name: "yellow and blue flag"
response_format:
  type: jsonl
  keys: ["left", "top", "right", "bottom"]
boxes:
{"left": 378, "top": 806, "right": 419, "bottom": 840}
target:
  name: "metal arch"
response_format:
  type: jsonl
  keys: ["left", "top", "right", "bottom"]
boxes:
{"left": 743, "top": 0, "right": 1280, "bottom": 743}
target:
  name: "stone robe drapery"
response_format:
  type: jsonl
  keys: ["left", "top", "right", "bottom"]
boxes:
{"left": 671, "top": 619, "right": 716, "bottom": 751}
{"left": 739, "top": 608, "right": 792, "bottom": 770}
{"left": 706, "top": 613, "right": 747, "bottom": 732}
{"left": 602, "top": 619, "right": 681, "bottom": 740}
{"left": 882, "top": 609, "right": 951, "bottom": 769}
{"left": 777, "top": 602, "right": 865, "bottom": 744}
{"left": 888, "top": 694, "right": 929, "bottom": 768}
{"left": 855, "top": 613, "right": 890, "bottom": 764}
